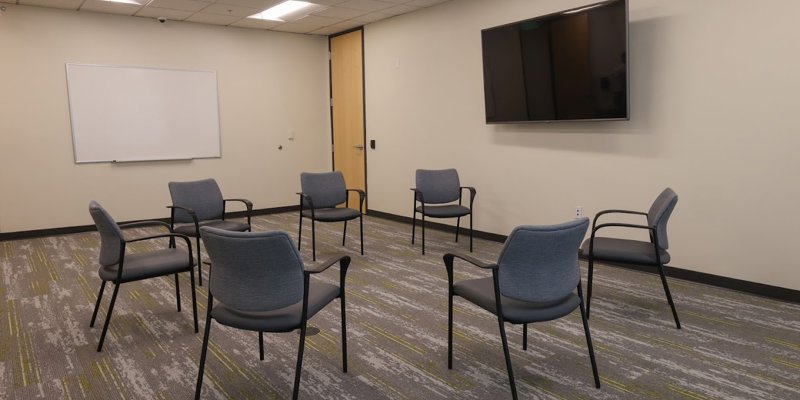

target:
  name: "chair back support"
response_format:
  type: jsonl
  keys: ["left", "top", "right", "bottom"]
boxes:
{"left": 88, "top": 201, "right": 125, "bottom": 267}
{"left": 201, "top": 227, "right": 304, "bottom": 312}
{"left": 646, "top": 188, "right": 678, "bottom": 250}
{"left": 168, "top": 179, "right": 224, "bottom": 223}
{"left": 497, "top": 218, "right": 590, "bottom": 303}
{"left": 300, "top": 171, "right": 347, "bottom": 209}
{"left": 416, "top": 169, "right": 461, "bottom": 204}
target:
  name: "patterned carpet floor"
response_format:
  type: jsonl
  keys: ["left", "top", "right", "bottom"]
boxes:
{"left": 0, "top": 212, "right": 798, "bottom": 399}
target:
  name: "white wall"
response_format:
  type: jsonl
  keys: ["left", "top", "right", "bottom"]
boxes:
{"left": 364, "top": 0, "right": 800, "bottom": 290}
{"left": 0, "top": 5, "right": 330, "bottom": 232}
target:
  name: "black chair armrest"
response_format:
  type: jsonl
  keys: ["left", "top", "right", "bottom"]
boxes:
{"left": 297, "top": 192, "right": 314, "bottom": 212}
{"left": 305, "top": 254, "right": 351, "bottom": 275}
{"left": 346, "top": 189, "right": 366, "bottom": 210}
{"left": 223, "top": 198, "right": 253, "bottom": 224}
{"left": 166, "top": 205, "right": 199, "bottom": 225}
{"left": 410, "top": 188, "right": 425, "bottom": 203}
{"left": 118, "top": 220, "right": 172, "bottom": 231}
{"left": 592, "top": 222, "right": 654, "bottom": 234}
{"left": 444, "top": 252, "right": 497, "bottom": 270}
{"left": 459, "top": 186, "right": 476, "bottom": 207}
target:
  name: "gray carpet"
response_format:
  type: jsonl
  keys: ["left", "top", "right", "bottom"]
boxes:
{"left": 0, "top": 212, "right": 798, "bottom": 399}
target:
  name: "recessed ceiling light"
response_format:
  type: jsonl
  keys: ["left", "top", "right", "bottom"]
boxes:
{"left": 248, "top": 1, "right": 326, "bottom": 22}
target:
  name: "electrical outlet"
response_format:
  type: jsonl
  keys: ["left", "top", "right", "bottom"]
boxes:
{"left": 575, "top": 206, "right": 583, "bottom": 219}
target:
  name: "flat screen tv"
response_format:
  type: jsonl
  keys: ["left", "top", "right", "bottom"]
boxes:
{"left": 481, "top": 0, "right": 628, "bottom": 123}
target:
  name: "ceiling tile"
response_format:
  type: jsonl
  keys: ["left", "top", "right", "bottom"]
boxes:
{"left": 352, "top": 11, "right": 391, "bottom": 23}
{"left": 307, "top": 0, "right": 349, "bottom": 6}
{"left": 19, "top": 0, "right": 83, "bottom": 9}
{"left": 81, "top": 0, "right": 142, "bottom": 15}
{"left": 202, "top": 3, "right": 258, "bottom": 17}
{"left": 406, "top": 0, "right": 448, "bottom": 7}
{"left": 309, "top": 25, "right": 350, "bottom": 36}
{"left": 336, "top": 0, "right": 394, "bottom": 12}
{"left": 229, "top": 17, "right": 282, "bottom": 29}
{"left": 270, "top": 22, "right": 318, "bottom": 34}
{"left": 380, "top": 3, "right": 418, "bottom": 16}
{"left": 328, "top": 19, "right": 362, "bottom": 30}
{"left": 186, "top": 12, "right": 241, "bottom": 25}
{"left": 311, "top": 5, "right": 367, "bottom": 19}
{"left": 135, "top": 6, "right": 195, "bottom": 20}
{"left": 214, "top": 0, "right": 279, "bottom": 8}
{"left": 294, "top": 14, "right": 339, "bottom": 27}
{"left": 147, "top": 0, "right": 211, "bottom": 12}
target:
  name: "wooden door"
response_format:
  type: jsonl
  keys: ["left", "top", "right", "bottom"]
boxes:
{"left": 330, "top": 29, "right": 366, "bottom": 209}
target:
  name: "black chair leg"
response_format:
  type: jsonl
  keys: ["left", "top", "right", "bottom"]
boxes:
{"left": 586, "top": 260, "right": 594, "bottom": 318}
{"left": 196, "top": 237, "right": 203, "bottom": 287}
{"left": 259, "top": 332, "right": 265, "bottom": 361}
{"left": 421, "top": 214, "right": 426, "bottom": 255}
{"left": 469, "top": 213, "right": 473, "bottom": 252}
{"left": 90, "top": 281, "right": 106, "bottom": 327}
{"left": 194, "top": 311, "right": 213, "bottom": 400}
{"left": 522, "top": 324, "right": 527, "bottom": 350}
{"left": 578, "top": 283, "right": 601, "bottom": 388}
{"left": 411, "top": 204, "right": 417, "bottom": 244}
{"left": 447, "top": 291, "right": 453, "bottom": 369}
{"left": 292, "top": 322, "right": 308, "bottom": 400}
{"left": 311, "top": 219, "right": 316, "bottom": 261}
{"left": 342, "top": 220, "right": 348, "bottom": 246}
{"left": 341, "top": 297, "right": 348, "bottom": 372}
{"left": 359, "top": 214, "right": 364, "bottom": 256}
{"left": 656, "top": 263, "right": 681, "bottom": 329}
{"left": 189, "top": 268, "right": 198, "bottom": 333}
{"left": 97, "top": 282, "right": 121, "bottom": 352}
{"left": 298, "top": 213, "right": 303, "bottom": 251}
{"left": 455, "top": 217, "right": 461, "bottom": 243}
{"left": 497, "top": 317, "right": 517, "bottom": 400}
{"left": 175, "top": 273, "right": 181, "bottom": 312}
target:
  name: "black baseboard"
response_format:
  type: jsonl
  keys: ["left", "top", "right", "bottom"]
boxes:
{"left": 366, "top": 209, "right": 507, "bottom": 242}
{"left": 583, "top": 258, "right": 800, "bottom": 304}
{"left": 0, "top": 205, "right": 300, "bottom": 242}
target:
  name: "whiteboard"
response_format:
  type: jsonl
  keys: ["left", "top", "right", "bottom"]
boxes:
{"left": 65, "top": 64, "right": 221, "bottom": 163}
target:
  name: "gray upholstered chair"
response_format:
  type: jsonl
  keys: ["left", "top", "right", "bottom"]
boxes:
{"left": 298, "top": 171, "right": 365, "bottom": 261}
{"left": 194, "top": 227, "right": 350, "bottom": 400}
{"left": 445, "top": 218, "right": 599, "bottom": 400}
{"left": 412, "top": 169, "right": 475, "bottom": 255}
{"left": 168, "top": 178, "right": 252, "bottom": 285}
{"left": 579, "top": 188, "right": 681, "bottom": 329}
{"left": 88, "top": 201, "right": 198, "bottom": 352}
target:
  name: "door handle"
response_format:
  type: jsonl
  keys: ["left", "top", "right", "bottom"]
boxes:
{"left": 353, "top": 144, "right": 365, "bottom": 150}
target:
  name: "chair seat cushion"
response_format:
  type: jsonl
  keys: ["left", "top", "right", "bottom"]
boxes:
{"left": 99, "top": 248, "right": 194, "bottom": 283}
{"left": 453, "top": 277, "right": 580, "bottom": 324}
{"left": 174, "top": 220, "right": 250, "bottom": 237}
{"left": 580, "top": 237, "right": 670, "bottom": 265}
{"left": 211, "top": 282, "right": 340, "bottom": 332}
{"left": 302, "top": 208, "right": 360, "bottom": 222}
{"left": 416, "top": 204, "right": 471, "bottom": 218}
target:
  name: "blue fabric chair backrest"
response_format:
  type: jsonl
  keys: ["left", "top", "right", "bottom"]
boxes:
{"left": 497, "top": 218, "right": 590, "bottom": 303}
{"left": 416, "top": 169, "right": 461, "bottom": 204}
{"left": 300, "top": 171, "right": 347, "bottom": 209}
{"left": 201, "top": 227, "right": 304, "bottom": 312}
{"left": 646, "top": 188, "right": 678, "bottom": 250}
{"left": 88, "top": 201, "right": 125, "bottom": 267}
{"left": 168, "top": 179, "right": 224, "bottom": 223}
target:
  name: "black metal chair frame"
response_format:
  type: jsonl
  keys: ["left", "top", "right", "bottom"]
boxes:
{"left": 444, "top": 253, "right": 600, "bottom": 400}
{"left": 195, "top": 255, "right": 351, "bottom": 400}
{"left": 585, "top": 209, "right": 681, "bottom": 329}
{"left": 90, "top": 220, "right": 198, "bottom": 352}
{"left": 167, "top": 198, "right": 252, "bottom": 286}
{"left": 411, "top": 186, "right": 475, "bottom": 255}
{"left": 297, "top": 189, "right": 365, "bottom": 261}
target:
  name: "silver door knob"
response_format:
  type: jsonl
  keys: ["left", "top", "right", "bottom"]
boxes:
{"left": 353, "top": 144, "right": 365, "bottom": 149}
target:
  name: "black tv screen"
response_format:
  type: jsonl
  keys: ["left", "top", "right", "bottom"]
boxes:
{"left": 481, "top": 0, "right": 628, "bottom": 123}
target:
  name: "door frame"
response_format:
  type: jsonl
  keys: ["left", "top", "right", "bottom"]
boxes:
{"left": 329, "top": 26, "right": 367, "bottom": 210}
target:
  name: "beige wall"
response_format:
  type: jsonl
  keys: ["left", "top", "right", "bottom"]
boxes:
{"left": 0, "top": 5, "right": 331, "bottom": 231}
{"left": 364, "top": 0, "right": 800, "bottom": 290}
